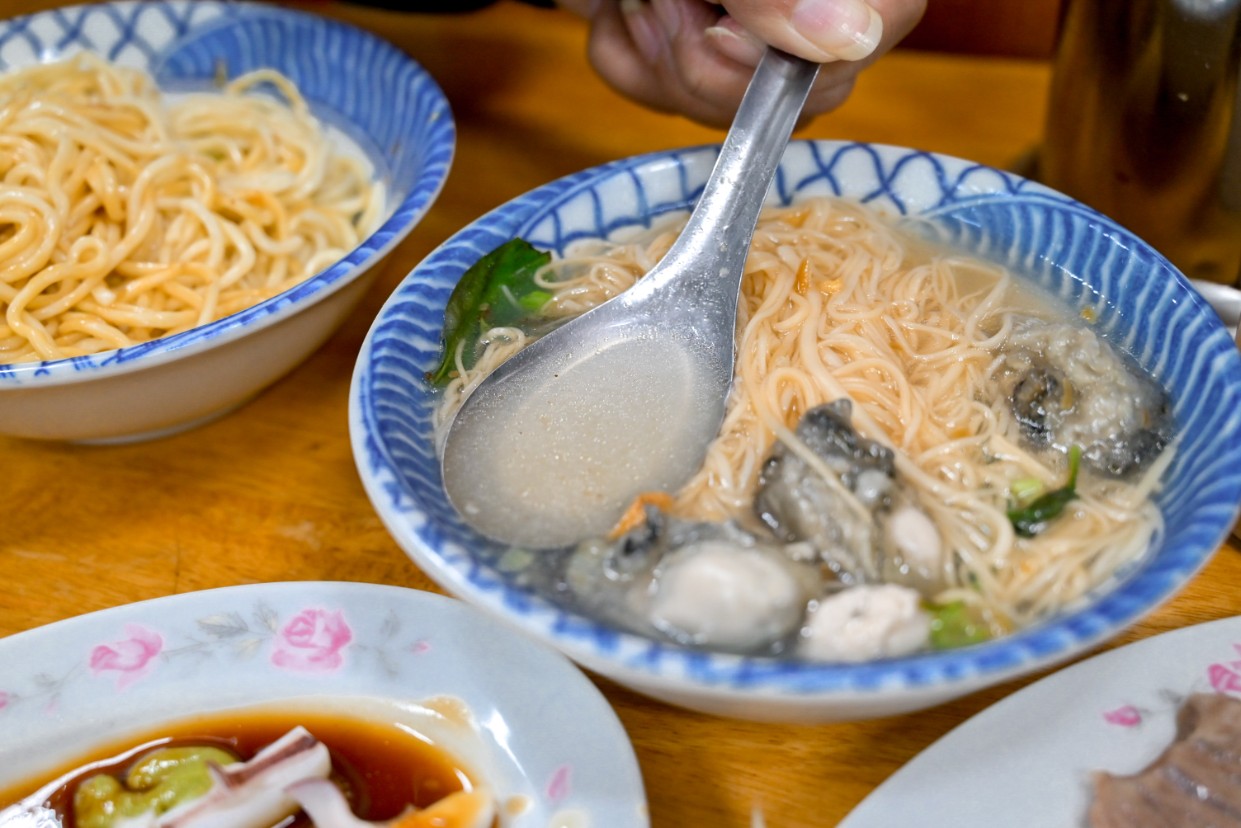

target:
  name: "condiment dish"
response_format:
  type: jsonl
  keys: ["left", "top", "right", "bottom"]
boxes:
{"left": 0, "top": 582, "right": 648, "bottom": 827}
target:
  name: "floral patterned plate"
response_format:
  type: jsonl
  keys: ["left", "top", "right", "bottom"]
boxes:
{"left": 0, "top": 581, "right": 649, "bottom": 827}
{"left": 839, "top": 614, "right": 1241, "bottom": 827}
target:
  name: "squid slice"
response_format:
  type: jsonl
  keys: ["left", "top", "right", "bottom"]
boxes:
{"left": 151, "top": 726, "right": 331, "bottom": 828}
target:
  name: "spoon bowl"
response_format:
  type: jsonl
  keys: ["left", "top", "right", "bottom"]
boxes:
{"left": 440, "top": 49, "right": 818, "bottom": 548}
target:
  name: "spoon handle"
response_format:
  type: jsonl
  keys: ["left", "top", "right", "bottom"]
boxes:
{"left": 643, "top": 48, "right": 819, "bottom": 297}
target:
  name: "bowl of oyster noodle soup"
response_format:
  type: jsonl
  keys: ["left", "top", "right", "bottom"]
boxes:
{"left": 350, "top": 140, "right": 1241, "bottom": 723}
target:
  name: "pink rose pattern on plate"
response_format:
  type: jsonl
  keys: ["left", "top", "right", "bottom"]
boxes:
{"left": 546, "top": 764, "right": 572, "bottom": 802}
{"left": 1, "top": 606, "right": 359, "bottom": 715}
{"left": 1207, "top": 643, "right": 1241, "bottom": 694}
{"left": 271, "top": 608, "right": 353, "bottom": 673}
{"left": 90, "top": 624, "right": 163, "bottom": 689}
{"left": 1103, "top": 640, "right": 1241, "bottom": 727}
{"left": 1102, "top": 705, "right": 1143, "bottom": 727}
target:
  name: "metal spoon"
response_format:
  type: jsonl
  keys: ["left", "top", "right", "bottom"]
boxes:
{"left": 441, "top": 48, "right": 819, "bottom": 549}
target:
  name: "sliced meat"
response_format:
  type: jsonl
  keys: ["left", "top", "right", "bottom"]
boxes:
{"left": 1088, "top": 693, "right": 1241, "bottom": 828}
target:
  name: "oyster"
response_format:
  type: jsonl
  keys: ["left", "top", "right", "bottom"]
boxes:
{"left": 999, "top": 317, "right": 1171, "bottom": 477}
{"left": 754, "top": 400, "right": 944, "bottom": 594}
{"left": 556, "top": 402, "right": 948, "bottom": 657}
{"left": 562, "top": 508, "right": 820, "bottom": 654}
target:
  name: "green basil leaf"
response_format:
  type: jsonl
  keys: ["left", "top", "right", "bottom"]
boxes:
{"left": 428, "top": 238, "right": 552, "bottom": 386}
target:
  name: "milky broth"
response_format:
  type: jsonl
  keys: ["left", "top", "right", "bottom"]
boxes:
{"left": 441, "top": 335, "right": 722, "bottom": 549}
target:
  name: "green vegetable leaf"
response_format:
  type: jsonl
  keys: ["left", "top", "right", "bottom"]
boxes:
{"left": 1007, "top": 445, "right": 1082, "bottom": 538}
{"left": 427, "top": 238, "right": 552, "bottom": 386}
{"left": 928, "top": 601, "right": 992, "bottom": 650}
{"left": 1008, "top": 476, "right": 1045, "bottom": 507}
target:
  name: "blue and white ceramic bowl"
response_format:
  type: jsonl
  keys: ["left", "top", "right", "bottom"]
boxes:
{"left": 350, "top": 140, "right": 1241, "bottom": 723}
{"left": 0, "top": 1, "right": 453, "bottom": 442}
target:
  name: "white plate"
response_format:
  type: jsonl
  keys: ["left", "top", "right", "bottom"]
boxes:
{"left": 0, "top": 582, "right": 648, "bottom": 827}
{"left": 840, "top": 614, "right": 1241, "bottom": 827}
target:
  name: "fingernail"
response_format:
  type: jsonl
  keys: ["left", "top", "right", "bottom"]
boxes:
{"left": 621, "top": 0, "right": 665, "bottom": 62}
{"left": 790, "top": 0, "right": 883, "bottom": 62}
{"left": 705, "top": 21, "right": 765, "bottom": 67}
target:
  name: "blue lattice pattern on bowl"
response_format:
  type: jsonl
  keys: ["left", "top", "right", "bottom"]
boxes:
{"left": 350, "top": 141, "right": 1241, "bottom": 720}
{"left": 0, "top": 0, "right": 454, "bottom": 383}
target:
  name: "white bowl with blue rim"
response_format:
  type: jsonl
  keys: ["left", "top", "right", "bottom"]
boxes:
{"left": 349, "top": 139, "right": 1241, "bottom": 723}
{"left": 0, "top": 1, "right": 453, "bottom": 442}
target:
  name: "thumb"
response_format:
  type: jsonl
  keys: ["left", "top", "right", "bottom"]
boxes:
{"left": 719, "top": 0, "right": 884, "bottom": 62}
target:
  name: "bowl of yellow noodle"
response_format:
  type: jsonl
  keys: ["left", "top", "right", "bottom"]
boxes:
{"left": 0, "top": 1, "right": 453, "bottom": 442}
{"left": 350, "top": 140, "right": 1241, "bottom": 723}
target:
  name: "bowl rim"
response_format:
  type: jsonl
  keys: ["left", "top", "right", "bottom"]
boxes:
{"left": 0, "top": 0, "right": 455, "bottom": 385}
{"left": 350, "top": 138, "right": 1241, "bottom": 705}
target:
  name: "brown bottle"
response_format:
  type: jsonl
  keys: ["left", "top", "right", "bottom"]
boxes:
{"left": 1040, "top": 0, "right": 1241, "bottom": 286}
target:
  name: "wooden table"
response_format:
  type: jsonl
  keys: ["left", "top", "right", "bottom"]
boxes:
{"left": 3, "top": 2, "right": 1239, "bottom": 825}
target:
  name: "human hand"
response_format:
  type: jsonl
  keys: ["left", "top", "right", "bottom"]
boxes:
{"left": 556, "top": 0, "right": 926, "bottom": 127}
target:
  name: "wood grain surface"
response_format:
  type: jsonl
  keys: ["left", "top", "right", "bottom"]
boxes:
{"left": 2, "top": 3, "right": 1239, "bottom": 826}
